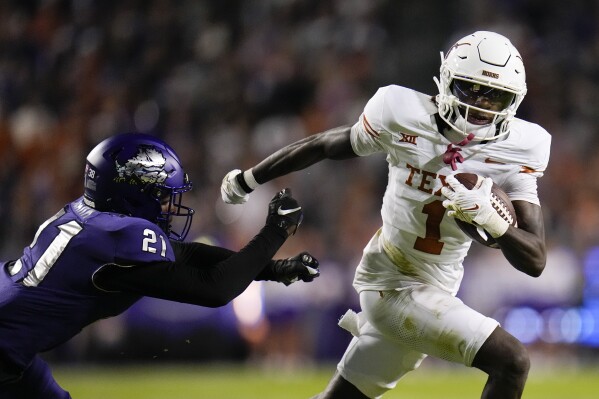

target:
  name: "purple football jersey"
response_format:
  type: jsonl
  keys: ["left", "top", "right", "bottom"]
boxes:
{"left": 0, "top": 197, "right": 175, "bottom": 378}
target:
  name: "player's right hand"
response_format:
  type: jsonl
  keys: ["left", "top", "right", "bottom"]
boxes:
{"left": 271, "top": 252, "right": 320, "bottom": 286}
{"left": 266, "top": 188, "right": 303, "bottom": 237}
{"left": 442, "top": 175, "right": 509, "bottom": 238}
{"left": 221, "top": 169, "right": 250, "bottom": 204}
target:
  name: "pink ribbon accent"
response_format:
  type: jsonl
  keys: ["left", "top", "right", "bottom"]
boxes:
{"left": 443, "top": 133, "right": 474, "bottom": 171}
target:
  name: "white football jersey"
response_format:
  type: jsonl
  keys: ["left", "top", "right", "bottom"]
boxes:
{"left": 350, "top": 85, "right": 551, "bottom": 294}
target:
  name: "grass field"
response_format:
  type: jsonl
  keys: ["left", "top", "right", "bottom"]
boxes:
{"left": 52, "top": 362, "right": 599, "bottom": 399}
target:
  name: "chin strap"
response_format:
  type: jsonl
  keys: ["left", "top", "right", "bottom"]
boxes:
{"left": 443, "top": 133, "right": 474, "bottom": 171}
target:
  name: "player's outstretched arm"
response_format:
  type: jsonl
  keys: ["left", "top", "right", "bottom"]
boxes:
{"left": 221, "top": 125, "right": 356, "bottom": 204}
{"left": 494, "top": 200, "right": 546, "bottom": 277}
{"left": 93, "top": 189, "right": 312, "bottom": 307}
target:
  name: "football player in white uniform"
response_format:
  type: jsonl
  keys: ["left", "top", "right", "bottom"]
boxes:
{"left": 221, "top": 31, "right": 551, "bottom": 399}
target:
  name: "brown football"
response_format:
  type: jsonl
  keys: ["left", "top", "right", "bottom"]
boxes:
{"left": 451, "top": 173, "right": 517, "bottom": 248}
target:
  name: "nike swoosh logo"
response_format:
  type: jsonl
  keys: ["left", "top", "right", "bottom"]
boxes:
{"left": 277, "top": 206, "right": 302, "bottom": 215}
{"left": 463, "top": 204, "right": 480, "bottom": 211}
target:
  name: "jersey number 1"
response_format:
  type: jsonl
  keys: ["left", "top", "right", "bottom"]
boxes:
{"left": 413, "top": 200, "right": 445, "bottom": 255}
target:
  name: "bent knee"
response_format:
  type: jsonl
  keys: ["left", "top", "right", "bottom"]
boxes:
{"left": 474, "top": 329, "right": 530, "bottom": 378}
{"left": 507, "top": 343, "right": 530, "bottom": 375}
{"left": 494, "top": 341, "right": 530, "bottom": 378}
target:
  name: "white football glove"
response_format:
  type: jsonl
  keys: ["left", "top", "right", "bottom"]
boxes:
{"left": 441, "top": 175, "right": 509, "bottom": 238}
{"left": 221, "top": 169, "right": 250, "bottom": 204}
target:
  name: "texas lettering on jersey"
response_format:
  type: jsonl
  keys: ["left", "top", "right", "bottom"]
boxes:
{"left": 404, "top": 163, "right": 448, "bottom": 196}
{"left": 349, "top": 84, "right": 551, "bottom": 295}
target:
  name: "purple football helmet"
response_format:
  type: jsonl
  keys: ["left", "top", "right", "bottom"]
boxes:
{"left": 84, "top": 133, "right": 194, "bottom": 240}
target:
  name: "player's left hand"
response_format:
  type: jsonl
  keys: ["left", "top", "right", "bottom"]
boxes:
{"left": 441, "top": 175, "right": 509, "bottom": 238}
{"left": 270, "top": 252, "right": 320, "bottom": 286}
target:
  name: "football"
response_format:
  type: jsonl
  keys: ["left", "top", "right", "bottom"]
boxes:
{"left": 451, "top": 173, "right": 517, "bottom": 248}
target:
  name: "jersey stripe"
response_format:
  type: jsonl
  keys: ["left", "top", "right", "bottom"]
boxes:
{"left": 8, "top": 259, "right": 22, "bottom": 276}
{"left": 23, "top": 220, "right": 83, "bottom": 287}
{"left": 362, "top": 115, "right": 379, "bottom": 138}
{"left": 30, "top": 209, "right": 66, "bottom": 249}
{"left": 519, "top": 165, "right": 537, "bottom": 173}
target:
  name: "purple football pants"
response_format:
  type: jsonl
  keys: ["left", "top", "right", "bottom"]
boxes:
{"left": 0, "top": 356, "right": 71, "bottom": 399}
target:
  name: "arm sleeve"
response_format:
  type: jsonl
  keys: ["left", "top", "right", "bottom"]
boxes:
{"left": 171, "top": 240, "right": 277, "bottom": 280}
{"left": 502, "top": 172, "right": 541, "bottom": 205}
{"left": 171, "top": 240, "right": 235, "bottom": 267}
{"left": 350, "top": 87, "right": 391, "bottom": 156}
{"left": 93, "top": 226, "right": 286, "bottom": 307}
{"left": 502, "top": 126, "right": 551, "bottom": 205}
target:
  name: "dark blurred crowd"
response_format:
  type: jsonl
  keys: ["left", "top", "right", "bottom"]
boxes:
{"left": 1, "top": 0, "right": 599, "bottom": 364}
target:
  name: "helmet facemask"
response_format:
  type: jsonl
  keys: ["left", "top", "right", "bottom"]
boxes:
{"left": 151, "top": 176, "right": 194, "bottom": 241}
{"left": 434, "top": 31, "right": 527, "bottom": 142}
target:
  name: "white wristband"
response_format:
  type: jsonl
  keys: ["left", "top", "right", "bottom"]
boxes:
{"left": 243, "top": 169, "right": 260, "bottom": 190}
{"left": 485, "top": 212, "right": 510, "bottom": 238}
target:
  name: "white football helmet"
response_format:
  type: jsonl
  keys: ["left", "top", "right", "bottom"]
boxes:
{"left": 434, "top": 31, "right": 527, "bottom": 141}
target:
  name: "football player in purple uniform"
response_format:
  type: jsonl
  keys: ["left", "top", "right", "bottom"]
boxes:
{"left": 0, "top": 133, "right": 319, "bottom": 399}
{"left": 221, "top": 31, "right": 550, "bottom": 399}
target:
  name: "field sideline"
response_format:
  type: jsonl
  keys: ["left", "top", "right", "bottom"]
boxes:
{"left": 52, "top": 362, "right": 599, "bottom": 399}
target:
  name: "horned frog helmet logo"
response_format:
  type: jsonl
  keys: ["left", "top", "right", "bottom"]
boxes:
{"left": 115, "top": 144, "right": 168, "bottom": 184}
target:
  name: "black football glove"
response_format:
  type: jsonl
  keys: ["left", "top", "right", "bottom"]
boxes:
{"left": 266, "top": 188, "right": 303, "bottom": 237}
{"left": 258, "top": 252, "right": 320, "bottom": 286}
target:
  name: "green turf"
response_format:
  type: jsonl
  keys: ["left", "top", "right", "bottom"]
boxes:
{"left": 53, "top": 363, "right": 599, "bottom": 399}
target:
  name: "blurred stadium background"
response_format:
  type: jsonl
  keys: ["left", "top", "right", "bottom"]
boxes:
{"left": 1, "top": 0, "right": 599, "bottom": 397}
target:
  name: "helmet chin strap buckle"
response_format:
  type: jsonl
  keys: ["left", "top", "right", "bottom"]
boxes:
{"left": 443, "top": 133, "right": 474, "bottom": 171}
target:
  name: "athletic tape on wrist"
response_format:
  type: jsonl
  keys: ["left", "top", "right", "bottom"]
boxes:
{"left": 243, "top": 169, "right": 259, "bottom": 190}
{"left": 487, "top": 214, "right": 510, "bottom": 238}
{"left": 235, "top": 173, "right": 253, "bottom": 193}
{"left": 235, "top": 169, "right": 259, "bottom": 193}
